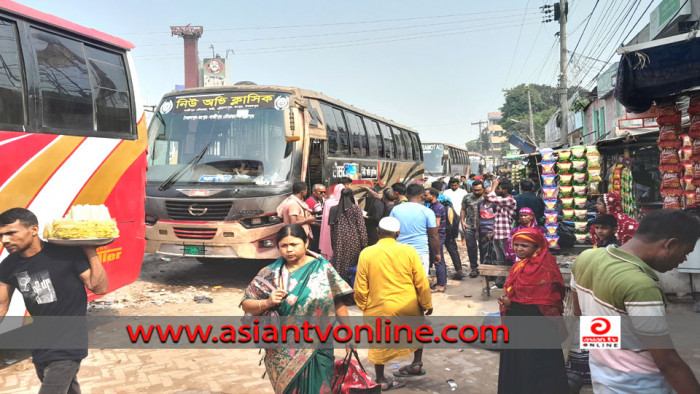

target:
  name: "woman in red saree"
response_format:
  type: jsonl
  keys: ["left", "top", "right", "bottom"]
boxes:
{"left": 589, "top": 193, "right": 638, "bottom": 245}
{"left": 497, "top": 227, "right": 568, "bottom": 394}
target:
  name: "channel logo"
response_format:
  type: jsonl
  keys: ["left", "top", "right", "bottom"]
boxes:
{"left": 580, "top": 316, "right": 620, "bottom": 349}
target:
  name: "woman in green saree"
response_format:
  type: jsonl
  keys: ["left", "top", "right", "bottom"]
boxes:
{"left": 241, "top": 224, "right": 353, "bottom": 394}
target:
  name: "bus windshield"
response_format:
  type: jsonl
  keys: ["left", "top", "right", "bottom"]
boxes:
{"left": 147, "top": 94, "right": 292, "bottom": 186}
{"left": 422, "top": 144, "right": 445, "bottom": 174}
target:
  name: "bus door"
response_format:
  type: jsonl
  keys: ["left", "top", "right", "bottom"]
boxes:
{"left": 307, "top": 138, "right": 325, "bottom": 188}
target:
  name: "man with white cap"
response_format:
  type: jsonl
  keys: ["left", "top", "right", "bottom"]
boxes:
{"left": 354, "top": 217, "right": 433, "bottom": 390}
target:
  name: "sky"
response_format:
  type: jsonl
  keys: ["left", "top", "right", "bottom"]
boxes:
{"left": 19, "top": 0, "right": 661, "bottom": 147}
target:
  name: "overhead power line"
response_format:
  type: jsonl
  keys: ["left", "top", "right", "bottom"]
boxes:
{"left": 137, "top": 10, "right": 540, "bottom": 48}
{"left": 118, "top": 7, "right": 535, "bottom": 36}
{"left": 583, "top": 0, "right": 658, "bottom": 91}
{"left": 135, "top": 17, "right": 541, "bottom": 59}
{"left": 502, "top": 0, "right": 532, "bottom": 88}
{"left": 567, "top": 0, "right": 600, "bottom": 66}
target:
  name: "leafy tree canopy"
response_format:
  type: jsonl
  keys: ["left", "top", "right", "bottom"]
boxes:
{"left": 498, "top": 84, "right": 588, "bottom": 143}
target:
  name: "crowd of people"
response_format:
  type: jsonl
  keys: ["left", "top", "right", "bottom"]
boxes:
{"left": 1, "top": 173, "right": 697, "bottom": 393}
{"left": 265, "top": 176, "right": 700, "bottom": 393}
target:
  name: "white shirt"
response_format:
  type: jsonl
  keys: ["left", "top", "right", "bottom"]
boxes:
{"left": 443, "top": 188, "right": 468, "bottom": 217}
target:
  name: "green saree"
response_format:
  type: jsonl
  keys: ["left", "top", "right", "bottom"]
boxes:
{"left": 242, "top": 256, "right": 352, "bottom": 394}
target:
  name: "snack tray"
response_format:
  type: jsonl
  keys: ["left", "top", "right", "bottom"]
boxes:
{"left": 47, "top": 237, "right": 115, "bottom": 246}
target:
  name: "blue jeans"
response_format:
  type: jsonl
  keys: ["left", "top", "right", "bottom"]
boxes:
{"left": 431, "top": 236, "right": 447, "bottom": 287}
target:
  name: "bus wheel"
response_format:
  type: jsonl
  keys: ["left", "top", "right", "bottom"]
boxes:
{"left": 196, "top": 257, "right": 222, "bottom": 264}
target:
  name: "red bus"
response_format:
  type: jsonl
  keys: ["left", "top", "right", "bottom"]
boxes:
{"left": 0, "top": 1, "right": 147, "bottom": 323}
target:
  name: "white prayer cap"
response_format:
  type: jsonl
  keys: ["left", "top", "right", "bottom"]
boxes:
{"left": 378, "top": 217, "right": 401, "bottom": 232}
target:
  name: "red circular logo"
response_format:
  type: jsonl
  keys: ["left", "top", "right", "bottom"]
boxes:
{"left": 591, "top": 317, "right": 611, "bottom": 335}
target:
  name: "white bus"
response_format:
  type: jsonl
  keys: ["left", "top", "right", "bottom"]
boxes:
{"left": 422, "top": 142, "right": 470, "bottom": 183}
{"left": 145, "top": 84, "right": 424, "bottom": 261}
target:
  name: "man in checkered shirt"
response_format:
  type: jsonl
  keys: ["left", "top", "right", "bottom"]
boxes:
{"left": 486, "top": 178, "right": 517, "bottom": 288}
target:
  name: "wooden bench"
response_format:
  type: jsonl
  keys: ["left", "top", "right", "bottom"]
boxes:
{"left": 477, "top": 265, "right": 511, "bottom": 299}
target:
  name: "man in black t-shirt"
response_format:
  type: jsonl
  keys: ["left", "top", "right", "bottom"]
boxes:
{"left": 0, "top": 208, "right": 108, "bottom": 394}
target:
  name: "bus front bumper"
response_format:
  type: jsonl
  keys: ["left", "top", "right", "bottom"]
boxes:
{"left": 145, "top": 220, "right": 283, "bottom": 259}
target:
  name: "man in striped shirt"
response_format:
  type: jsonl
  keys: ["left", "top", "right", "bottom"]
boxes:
{"left": 572, "top": 210, "right": 700, "bottom": 393}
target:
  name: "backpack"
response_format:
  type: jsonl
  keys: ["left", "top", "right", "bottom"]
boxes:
{"left": 441, "top": 199, "right": 460, "bottom": 237}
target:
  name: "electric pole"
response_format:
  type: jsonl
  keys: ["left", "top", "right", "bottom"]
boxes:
{"left": 557, "top": 0, "right": 569, "bottom": 146}
{"left": 527, "top": 88, "right": 536, "bottom": 143}
{"left": 471, "top": 120, "right": 488, "bottom": 155}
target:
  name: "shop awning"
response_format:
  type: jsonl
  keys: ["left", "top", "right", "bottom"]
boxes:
{"left": 614, "top": 31, "right": 700, "bottom": 113}
{"left": 596, "top": 130, "right": 659, "bottom": 150}
{"left": 508, "top": 134, "right": 537, "bottom": 154}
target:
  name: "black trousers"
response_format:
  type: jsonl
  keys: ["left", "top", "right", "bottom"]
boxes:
{"left": 444, "top": 232, "right": 462, "bottom": 272}
{"left": 35, "top": 359, "right": 81, "bottom": 394}
{"left": 465, "top": 230, "right": 480, "bottom": 270}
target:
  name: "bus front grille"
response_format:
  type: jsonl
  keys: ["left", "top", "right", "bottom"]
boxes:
{"left": 165, "top": 200, "right": 232, "bottom": 221}
{"left": 173, "top": 227, "right": 218, "bottom": 240}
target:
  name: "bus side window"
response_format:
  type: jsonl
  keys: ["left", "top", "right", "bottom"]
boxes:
{"left": 410, "top": 133, "right": 422, "bottom": 161}
{"left": 378, "top": 123, "right": 394, "bottom": 159}
{"left": 362, "top": 117, "right": 380, "bottom": 158}
{"left": 391, "top": 127, "right": 405, "bottom": 160}
{"left": 85, "top": 46, "right": 131, "bottom": 134}
{"left": 0, "top": 18, "right": 25, "bottom": 127}
{"left": 32, "top": 29, "right": 93, "bottom": 131}
{"left": 401, "top": 129, "right": 413, "bottom": 160}
{"left": 31, "top": 28, "right": 133, "bottom": 137}
{"left": 345, "top": 111, "right": 368, "bottom": 157}
{"left": 320, "top": 104, "right": 338, "bottom": 155}
{"left": 332, "top": 107, "right": 350, "bottom": 156}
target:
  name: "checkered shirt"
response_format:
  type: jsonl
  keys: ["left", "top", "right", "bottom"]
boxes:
{"left": 487, "top": 191, "right": 517, "bottom": 240}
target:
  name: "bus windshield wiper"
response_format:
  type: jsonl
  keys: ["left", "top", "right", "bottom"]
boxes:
{"left": 157, "top": 142, "right": 211, "bottom": 191}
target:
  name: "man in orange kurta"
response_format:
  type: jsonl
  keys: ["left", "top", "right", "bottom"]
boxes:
{"left": 354, "top": 217, "right": 433, "bottom": 390}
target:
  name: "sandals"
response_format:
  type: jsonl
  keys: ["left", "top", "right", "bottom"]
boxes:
{"left": 431, "top": 286, "right": 445, "bottom": 293}
{"left": 393, "top": 362, "right": 426, "bottom": 377}
{"left": 376, "top": 378, "right": 406, "bottom": 391}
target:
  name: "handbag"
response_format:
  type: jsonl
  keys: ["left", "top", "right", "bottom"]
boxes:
{"left": 332, "top": 349, "right": 381, "bottom": 394}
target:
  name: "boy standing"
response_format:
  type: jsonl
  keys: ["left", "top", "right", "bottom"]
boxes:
{"left": 592, "top": 214, "right": 621, "bottom": 248}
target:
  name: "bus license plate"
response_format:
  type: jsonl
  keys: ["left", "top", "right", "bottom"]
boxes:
{"left": 184, "top": 245, "right": 205, "bottom": 256}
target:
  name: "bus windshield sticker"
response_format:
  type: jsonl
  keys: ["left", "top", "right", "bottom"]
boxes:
{"left": 160, "top": 100, "right": 174, "bottom": 114}
{"left": 274, "top": 95, "right": 290, "bottom": 110}
{"left": 199, "top": 174, "right": 233, "bottom": 183}
{"left": 172, "top": 93, "right": 288, "bottom": 113}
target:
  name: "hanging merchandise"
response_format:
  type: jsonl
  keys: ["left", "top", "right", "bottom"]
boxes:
{"left": 558, "top": 162, "right": 573, "bottom": 173}
{"left": 621, "top": 168, "right": 637, "bottom": 218}
{"left": 542, "top": 175, "right": 557, "bottom": 187}
{"left": 541, "top": 149, "right": 560, "bottom": 249}
{"left": 571, "top": 146, "right": 586, "bottom": 159}
{"left": 560, "top": 197, "right": 574, "bottom": 209}
{"left": 559, "top": 173, "right": 573, "bottom": 185}
{"left": 540, "top": 148, "right": 556, "bottom": 162}
{"left": 544, "top": 199, "right": 558, "bottom": 211}
{"left": 558, "top": 149, "right": 572, "bottom": 162}
{"left": 657, "top": 101, "right": 685, "bottom": 210}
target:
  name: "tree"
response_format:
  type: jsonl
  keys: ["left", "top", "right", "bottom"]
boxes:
{"left": 466, "top": 139, "right": 480, "bottom": 153}
{"left": 498, "top": 83, "right": 589, "bottom": 143}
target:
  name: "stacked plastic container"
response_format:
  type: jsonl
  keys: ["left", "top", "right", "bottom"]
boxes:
{"left": 539, "top": 148, "right": 559, "bottom": 249}
{"left": 511, "top": 164, "right": 525, "bottom": 184}
{"left": 568, "top": 146, "right": 588, "bottom": 244}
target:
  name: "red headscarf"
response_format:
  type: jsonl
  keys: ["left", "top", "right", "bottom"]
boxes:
{"left": 589, "top": 193, "right": 639, "bottom": 245}
{"left": 503, "top": 227, "right": 565, "bottom": 317}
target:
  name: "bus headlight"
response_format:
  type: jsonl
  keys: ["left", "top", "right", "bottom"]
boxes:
{"left": 259, "top": 239, "right": 275, "bottom": 248}
{"left": 240, "top": 214, "right": 283, "bottom": 228}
